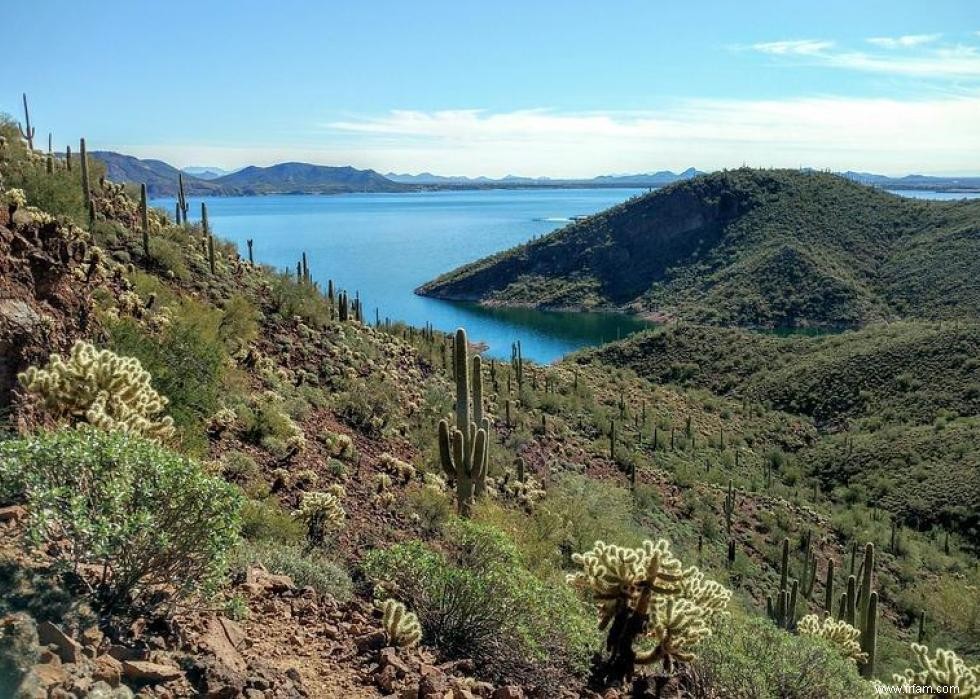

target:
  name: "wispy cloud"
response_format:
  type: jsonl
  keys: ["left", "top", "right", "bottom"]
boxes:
{"left": 747, "top": 35, "right": 980, "bottom": 78}
{"left": 866, "top": 33, "right": 941, "bottom": 49}
{"left": 751, "top": 39, "right": 835, "bottom": 56}
{"left": 308, "top": 96, "right": 980, "bottom": 177}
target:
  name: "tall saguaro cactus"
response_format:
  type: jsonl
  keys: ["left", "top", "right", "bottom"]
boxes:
{"left": 140, "top": 183, "right": 150, "bottom": 257}
{"left": 80, "top": 138, "right": 91, "bottom": 201}
{"left": 438, "top": 328, "right": 490, "bottom": 515}
{"left": 19, "top": 93, "right": 35, "bottom": 150}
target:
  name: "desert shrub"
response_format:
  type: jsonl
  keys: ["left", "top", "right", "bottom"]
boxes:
{"left": 407, "top": 486, "right": 453, "bottom": 535}
{"left": 106, "top": 299, "right": 226, "bottom": 453}
{"left": 542, "top": 474, "right": 643, "bottom": 555}
{"left": 219, "top": 294, "right": 261, "bottom": 351}
{"left": 333, "top": 377, "right": 400, "bottom": 437}
{"left": 689, "top": 613, "right": 869, "bottom": 698}
{"left": 147, "top": 237, "right": 191, "bottom": 281}
{"left": 0, "top": 428, "right": 241, "bottom": 609}
{"left": 269, "top": 272, "right": 330, "bottom": 326}
{"left": 362, "top": 518, "right": 600, "bottom": 683}
{"left": 240, "top": 499, "right": 304, "bottom": 544}
{"left": 238, "top": 541, "right": 352, "bottom": 600}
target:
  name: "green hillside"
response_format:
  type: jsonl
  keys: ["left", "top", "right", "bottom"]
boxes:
{"left": 418, "top": 169, "right": 980, "bottom": 328}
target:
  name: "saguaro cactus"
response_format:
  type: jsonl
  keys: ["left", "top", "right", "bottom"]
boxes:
{"left": 860, "top": 591, "right": 878, "bottom": 678}
{"left": 438, "top": 328, "right": 490, "bottom": 515}
{"left": 140, "top": 183, "right": 150, "bottom": 257}
{"left": 80, "top": 138, "right": 91, "bottom": 200}
{"left": 19, "top": 93, "right": 35, "bottom": 150}
{"left": 767, "top": 538, "right": 797, "bottom": 629}
{"left": 723, "top": 479, "right": 735, "bottom": 535}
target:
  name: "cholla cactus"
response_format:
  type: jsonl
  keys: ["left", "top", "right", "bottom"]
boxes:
{"left": 379, "top": 453, "right": 416, "bottom": 483}
{"left": 568, "top": 539, "right": 731, "bottom": 683}
{"left": 374, "top": 473, "right": 395, "bottom": 508}
{"left": 323, "top": 431, "right": 353, "bottom": 458}
{"left": 798, "top": 614, "right": 867, "bottom": 663}
{"left": 294, "top": 491, "right": 345, "bottom": 548}
{"left": 209, "top": 407, "right": 238, "bottom": 433}
{"left": 2, "top": 187, "right": 27, "bottom": 221}
{"left": 881, "top": 644, "right": 979, "bottom": 697}
{"left": 18, "top": 341, "right": 175, "bottom": 441}
{"left": 380, "top": 599, "right": 422, "bottom": 648}
{"left": 326, "top": 483, "right": 347, "bottom": 498}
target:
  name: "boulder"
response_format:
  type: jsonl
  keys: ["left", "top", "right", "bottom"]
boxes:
{"left": 93, "top": 653, "right": 123, "bottom": 687}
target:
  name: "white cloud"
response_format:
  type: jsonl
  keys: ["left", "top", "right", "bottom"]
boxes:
{"left": 749, "top": 37, "right": 980, "bottom": 78}
{"left": 867, "top": 34, "right": 941, "bottom": 49}
{"left": 272, "top": 96, "right": 980, "bottom": 177}
{"left": 751, "top": 40, "right": 835, "bottom": 56}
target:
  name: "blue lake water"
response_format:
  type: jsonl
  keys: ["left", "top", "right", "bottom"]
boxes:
{"left": 151, "top": 188, "right": 651, "bottom": 362}
{"left": 151, "top": 186, "right": 978, "bottom": 363}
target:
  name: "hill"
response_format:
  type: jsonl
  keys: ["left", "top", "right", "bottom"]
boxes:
{"left": 91, "top": 151, "right": 411, "bottom": 196}
{"left": 91, "top": 150, "right": 222, "bottom": 197}
{"left": 579, "top": 322, "right": 980, "bottom": 428}
{"left": 210, "top": 162, "right": 409, "bottom": 195}
{"left": 417, "top": 169, "right": 980, "bottom": 328}
{"left": 577, "top": 321, "right": 980, "bottom": 534}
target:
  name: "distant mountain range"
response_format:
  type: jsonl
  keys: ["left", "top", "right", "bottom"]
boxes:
{"left": 181, "top": 166, "right": 234, "bottom": 180}
{"left": 90, "top": 150, "right": 980, "bottom": 198}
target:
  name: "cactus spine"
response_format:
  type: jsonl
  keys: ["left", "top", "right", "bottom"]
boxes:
{"left": 438, "top": 328, "right": 490, "bottom": 515}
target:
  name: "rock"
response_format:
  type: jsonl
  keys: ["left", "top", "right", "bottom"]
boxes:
{"left": 121, "top": 660, "right": 183, "bottom": 683}
{"left": 418, "top": 665, "right": 448, "bottom": 698}
{"left": 39, "top": 648, "right": 61, "bottom": 664}
{"left": 285, "top": 667, "right": 302, "bottom": 683}
{"left": 28, "top": 662, "right": 68, "bottom": 687}
{"left": 81, "top": 626, "right": 104, "bottom": 648}
{"left": 472, "top": 682, "right": 495, "bottom": 698}
{"left": 93, "top": 653, "right": 123, "bottom": 687}
{"left": 37, "top": 621, "right": 83, "bottom": 664}
{"left": 106, "top": 645, "right": 145, "bottom": 662}
{"left": 379, "top": 647, "right": 410, "bottom": 677}
{"left": 376, "top": 664, "right": 399, "bottom": 693}
{"left": 86, "top": 681, "right": 136, "bottom": 699}
{"left": 492, "top": 687, "right": 524, "bottom": 699}
{"left": 0, "top": 504, "right": 27, "bottom": 522}
{"left": 355, "top": 630, "right": 386, "bottom": 653}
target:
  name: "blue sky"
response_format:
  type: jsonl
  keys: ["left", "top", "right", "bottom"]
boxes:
{"left": 4, "top": 0, "right": 979, "bottom": 175}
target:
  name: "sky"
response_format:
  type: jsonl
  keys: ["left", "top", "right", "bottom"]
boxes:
{"left": 3, "top": 0, "right": 980, "bottom": 177}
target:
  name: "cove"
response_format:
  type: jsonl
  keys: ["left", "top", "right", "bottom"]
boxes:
{"left": 151, "top": 188, "right": 651, "bottom": 363}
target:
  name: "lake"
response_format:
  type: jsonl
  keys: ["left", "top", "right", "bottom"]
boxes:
{"left": 151, "top": 188, "right": 652, "bottom": 362}
{"left": 151, "top": 186, "right": 978, "bottom": 363}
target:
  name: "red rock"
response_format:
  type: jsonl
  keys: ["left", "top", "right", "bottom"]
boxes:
{"left": 36, "top": 621, "right": 82, "bottom": 663}
{"left": 93, "top": 653, "right": 123, "bottom": 687}
{"left": 121, "top": 660, "right": 183, "bottom": 683}
{"left": 492, "top": 687, "right": 524, "bottom": 699}
{"left": 29, "top": 662, "right": 68, "bottom": 687}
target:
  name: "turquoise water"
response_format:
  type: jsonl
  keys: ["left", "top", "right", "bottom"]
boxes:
{"left": 887, "top": 189, "right": 980, "bottom": 201}
{"left": 151, "top": 188, "right": 650, "bottom": 362}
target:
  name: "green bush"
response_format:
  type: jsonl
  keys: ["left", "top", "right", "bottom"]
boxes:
{"left": 240, "top": 498, "right": 305, "bottom": 544}
{"left": 237, "top": 542, "right": 352, "bottom": 600}
{"left": 689, "top": 613, "right": 869, "bottom": 698}
{"left": 362, "top": 518, "right": 600, "bottom": 684}
{"left": 106, "top": 299, "right": 227, "bottom": 454}
{"left": 0, "top": 428, "right": 241, "bottom": 609}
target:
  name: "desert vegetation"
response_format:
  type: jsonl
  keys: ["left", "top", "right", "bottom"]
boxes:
{"left": 0, "top": 105, "right": 977, "bottom": 698}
